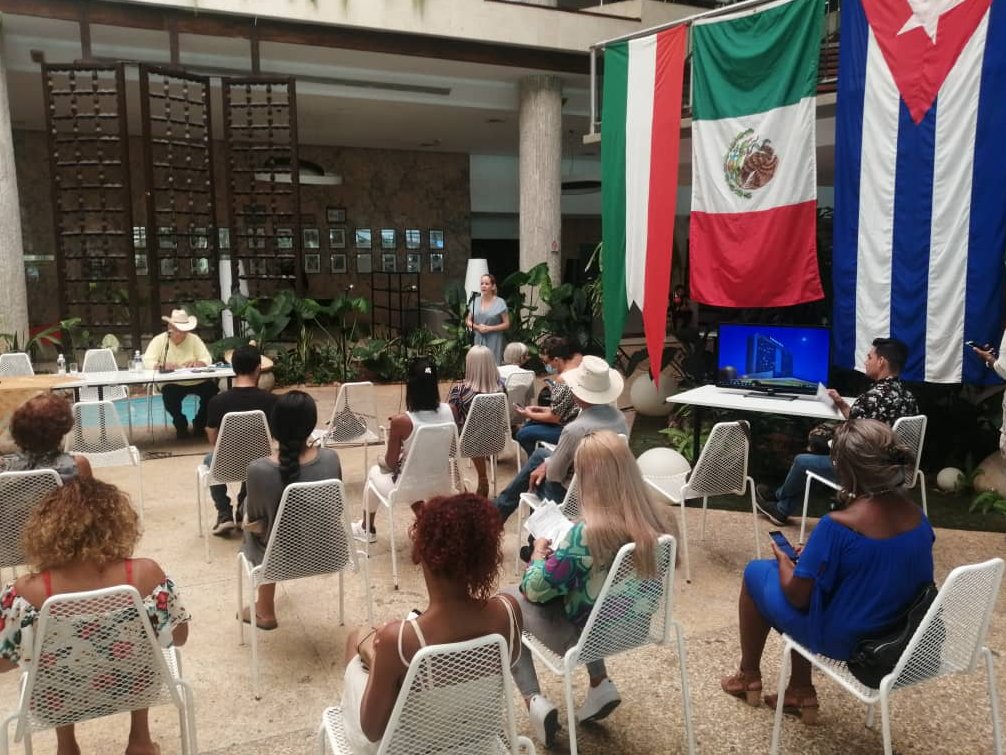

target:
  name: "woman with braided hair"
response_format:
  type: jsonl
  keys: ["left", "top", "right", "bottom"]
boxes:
{"left": 241, "top": 390, "right": 342, "bottom": 630}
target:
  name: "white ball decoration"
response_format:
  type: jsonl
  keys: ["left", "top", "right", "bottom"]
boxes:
{"left": 636, "top": 447, "right": 691, "bottom": 479}
{"left": 630, "top": 373, "right": 677, "bottom": 416}
{"left": 936, "top": 467, "right": 964, "bottom": 493}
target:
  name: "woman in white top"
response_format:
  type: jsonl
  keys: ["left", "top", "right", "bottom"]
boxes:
{"left": 342, "top": 493, "right": 522, "bottom": 753}
{"left": 352, "top": 357, "right": 453, "bottom": 543}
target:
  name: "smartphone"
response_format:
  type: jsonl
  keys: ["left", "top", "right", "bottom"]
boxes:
{"left": 768, "top": 530, "right": 799, "bottom": 562}
{"left": 513, "top": 403, "right": 525, "bottom": 411}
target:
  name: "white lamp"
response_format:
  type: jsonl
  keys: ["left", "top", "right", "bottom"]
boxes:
{"left": 464, "top": 258, "right": 490, "bottom": 299}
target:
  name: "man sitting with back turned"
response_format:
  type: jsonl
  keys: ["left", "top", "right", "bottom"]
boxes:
{"left": 143, "top": 309, "right": 218, "bottom": 439}
{"left": 755, "top": 337, "right": 919, "bottom": 526}
{"left": 495, "top": 355, "right": 628, "bottom": 522}
{"left": 204, "top": 344, "right": 277, "bottom": 536}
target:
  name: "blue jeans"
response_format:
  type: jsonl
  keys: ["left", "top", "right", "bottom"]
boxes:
{"left": 495, "top": 447, "right": 567, "bottom": 523}
{"left": 774, "top": 453, "right": 836, "bottom": 517}
{"left": 203, "top": 452, "right": 246, "bottom": 518}
{"left": 515, "top": 421, "right": 563, "bottom": 458}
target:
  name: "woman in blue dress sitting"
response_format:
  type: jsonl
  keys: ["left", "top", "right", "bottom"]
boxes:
{"left": 721, "top": 418, "right": 934, "bottom": 722}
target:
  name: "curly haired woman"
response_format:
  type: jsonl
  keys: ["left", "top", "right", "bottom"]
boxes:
{"left": 2, "top": 393, "right": 91, "bottom": 481}
{"left": 0, "top": 478, "right": 190, "bottom": 755}
{"left": 341, "top": 493, "right": 523, "bottom": 754}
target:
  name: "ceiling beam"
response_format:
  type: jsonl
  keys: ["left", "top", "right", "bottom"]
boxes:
{"left": 0, "top": 0, "right": 589, "bottom": 75}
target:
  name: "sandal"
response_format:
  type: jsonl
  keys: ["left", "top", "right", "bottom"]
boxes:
{"left": 763, "top": 686, "right": 819, "bottom": 725}
{"left": 720, "top": 669, "right": 763, "bottom": 706}
{"left": 238, "top": 607, "right": 278, "bottom": 631}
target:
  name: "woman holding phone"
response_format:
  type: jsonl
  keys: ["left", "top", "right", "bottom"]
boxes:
{"left": 721, "top": 419, "right": 934, "bottom": 722}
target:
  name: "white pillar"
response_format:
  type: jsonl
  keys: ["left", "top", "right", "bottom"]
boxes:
{"left": 518, "top": 74, "right": 563, "bottom": 285}
{"left": 0, "top": 31, "right": 30, "bottom": 340}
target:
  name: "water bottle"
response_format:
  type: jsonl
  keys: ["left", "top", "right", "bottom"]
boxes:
{"left": 56, "top": 353, "right": 66, "bottom": 375}
{"left": 132, "top": 350, "right": 143, "bottom": 373}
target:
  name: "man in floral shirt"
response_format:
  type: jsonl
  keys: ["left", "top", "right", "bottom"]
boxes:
{"left": 756, "top": 338, "right": 918, "bottom": 525}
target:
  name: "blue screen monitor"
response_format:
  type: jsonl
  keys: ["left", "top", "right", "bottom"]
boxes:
{"left": 716, "top": 324, "right": 831, "bottom": 395}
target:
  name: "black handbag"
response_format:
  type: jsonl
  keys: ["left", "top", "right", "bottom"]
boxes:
{"left": 847, "top": 581, "right": 943, "bottom": 688}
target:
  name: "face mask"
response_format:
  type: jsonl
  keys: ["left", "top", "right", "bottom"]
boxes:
{"left": 544, "top": 363, "right": 556, "bottom": 375}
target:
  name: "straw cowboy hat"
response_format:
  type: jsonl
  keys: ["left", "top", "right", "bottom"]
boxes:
{"left": 565, "top": 355, "right": 624, "bottom": 405}
{"left": 161, "top": 309, "right": 198, "bottom": 332}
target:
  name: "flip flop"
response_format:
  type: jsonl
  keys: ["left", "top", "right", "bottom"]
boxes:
{"left": 238, "top": 608, "right": 278, "bottom": 631}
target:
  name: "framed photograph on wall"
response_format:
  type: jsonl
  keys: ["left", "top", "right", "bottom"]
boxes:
{"left": 303, "top": 228, "right": 321, "bottom": 249}
{"left": 382, "top": 253, "right": 397, "bottom": 272}
{"left": 406, "top": 253, "right": 421, "bottom": 273}
{"left": 381, "top": 229, "right": 396, "bottom": 249}
{"left": 327, "top": 207, "right": 347, "bottom": 224}
{"left": 276, "top": 228, "right": 294, "bottom": 250}
{"left": 429, "top": 229, "right": 445, "bottom": 249}
{"left": 135, "top": 253, "right": 149, "bottom": 276}
{"left": 159, "top": 258, "right": 178, "bottom": 277}
{"left": 157, "top": 226, "right": 176, "bottom": 250}
{"left": 331, "top": 253, "right": 347, "bottom": 274}
{"left": 329, "top": 228, "right": 346, "bottom": 249}
{"left": 357, "top": 253, "right": 373, "bottom": 274}
{"left": 355, "top": 229, "right": 372, "bottom": 249}
{"left": 191, "top": 227, "right": 209, "bottom": 250}
{"left": 218, "top": 227, "right": 230, "bottom": 250}
{"left": 304, "top": 253, "right": 321, "bottom": 274}
{"left": 132, "top": 227, "right": 147, "bottom": 249}
{"left": 429, "top": 253, "right": 444, "bottom": 273}
{"left": 405, "top": 228, "right": 421, "bottom": 249}
{"left": 191, "top": 257, "right": 211, "bottom": 275}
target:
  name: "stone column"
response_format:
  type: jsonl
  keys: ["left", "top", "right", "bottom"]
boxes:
{"left": 518, "top": 74, "right": 562, "bottom": 285}
{"left": 0, "top": 32, "right": 30, "bottom": 341}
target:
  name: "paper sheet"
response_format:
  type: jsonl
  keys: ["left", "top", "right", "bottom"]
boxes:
{"left": 523, "top": 499, "right": 574, "bottom": 544}
{"left": 815, "top": 382, "right": 835, "bottom": 408}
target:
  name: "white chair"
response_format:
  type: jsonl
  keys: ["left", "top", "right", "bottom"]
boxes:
{"left": 238, "top": 478, "right": 372, "bottom": 699}
{"left": 0, "top": 585, "right": 197, "bottom": 755}
{"left": 769, "top": 557, "right": 1005, "bottom": 755}
{"left": 81, "top": 347, "right": 133, "bottom": 437}
{"left": 0, "top": 470, "right": 61, "bottom": 582}
{"left": 798, "top": 414, "right": 929, "bottom": 544}
{"left": 65, "top": 400, "right": 144, "bottom": 519}
{"left": 363, "top": 422, "right": 460, "bottom": 589}
{"left": 195, "top": 409, "right": 271, "bottom": 560}
{"left": 513, "top": 474, "right": 580, "bottom": 575}
{"left": 458, "top": 392, "right": 517, "bottom": 496}
{"left": 320, "top": 381, "right": 383, "bottom": 478}
{"left": 521, "top": 535, "right": 694, "bottom": 755}
{"left": 642, "top": 421, "right": 760, "bottom": 583}
{"left": 504, "top": 368, "right": 536, "bottom": 423}
{"left": 318, "top": 634, "right": 536, "bottom": 755}
{"left": 0, "top": 353, "right": 33, "bottom": 376}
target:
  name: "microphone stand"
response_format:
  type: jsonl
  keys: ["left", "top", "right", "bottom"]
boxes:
{"left": 158, "top": 330, "right": 173, "bottom": 373}
{"left": 467, "top": 291, "right": 478, "bottom": 347}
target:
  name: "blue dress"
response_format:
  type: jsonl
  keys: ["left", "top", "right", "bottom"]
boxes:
{"left": 744, "top": 514, "right": 934, "bottom": 660}
{"left": 470, "top": 295, "right": 508, "bottom": 364}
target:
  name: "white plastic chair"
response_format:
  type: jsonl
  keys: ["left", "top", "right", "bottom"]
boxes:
{"left": 320, "top": 381, "right": 383, "bottom": 478}
{"left": 458, "top": 392, "right": 517, "bottom": 496}
{"left": 0, "top": 585, "right": 197, "bottom": 755}
{"left": 513, "top": 474, "right": 580, "bottom": 575}
{"left": 521, "top": 535, "right": 694, "bottom": 755}
{"left": 504, "top": 369, "right": 536, "bottom": 423}
{"left": 80, "top": 348, "right": 133, "bottom": 438}
{"left": 238, "top": 478, "right": 372, "bottom": 699}
{"left": 0, "top": 470, "right": 61, "bottom": 582}
{"left": 769, "top": 557, "right": 1005, "bottom": 755}
{"left": 362, "top": 422, "right": 460, "bottom": 589}
{"left": 642, "top": 421, "right": 760, "bottom": 583}
{"left": 195, "top": 409, "right": 272, "bottom": 561}
{"left": 0, "top": 353, "right": 33, "bottom": 376}
{"left": 318, "top": 633, "right": 536, "bottom": 755}
{"left": 65, "top": 400, "right": 144, "bottom": 519}
{"left": 798, "top": 414, "right": 929, "bottom": 544}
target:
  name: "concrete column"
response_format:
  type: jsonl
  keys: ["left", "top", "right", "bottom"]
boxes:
{"left": 0, "top": 32, "right": 30, "bottom": 341}
{"left": 518, "top": 74, "right": 562, "bottom": 285}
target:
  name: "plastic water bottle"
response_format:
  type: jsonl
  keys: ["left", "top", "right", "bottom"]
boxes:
{"left": 132, "top": 350, "right": 143, "bottom": 372}
{"left": 56, "top": 353, "right": 66, "bottom": 375}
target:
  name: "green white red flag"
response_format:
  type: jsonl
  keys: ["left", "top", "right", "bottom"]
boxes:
{"left": 601, "top": 25, "right": 687, "bottom": 381}
{"left": 689, "top": 0, "right": 824, "bottom": 307}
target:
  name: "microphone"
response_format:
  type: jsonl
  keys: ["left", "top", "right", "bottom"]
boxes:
{"left": 158, "top": 331, "right": 173, "bottom": 373}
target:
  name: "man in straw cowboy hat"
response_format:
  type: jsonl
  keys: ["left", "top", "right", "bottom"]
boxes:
{"left": 495, "top": 355, "right": 628, "bottom": 522}
{"left": 143, "top": 309, "right": 218, "bottom": 439}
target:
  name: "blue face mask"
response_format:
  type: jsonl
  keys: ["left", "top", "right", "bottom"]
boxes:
{"left": 544, "top": 363, "right": 556, "bottom": 375}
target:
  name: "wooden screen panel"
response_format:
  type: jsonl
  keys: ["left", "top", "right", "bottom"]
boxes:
{"left": 43, "top": 63, "right": 140, "bottom": 347}
{"left": 222, "top": 78, "right": 302, "bottom": 297}
{"left": 140, "top": 65, "right": 218, "bottom": 331}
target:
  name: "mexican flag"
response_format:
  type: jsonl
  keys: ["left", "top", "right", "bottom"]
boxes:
{"left": 689, "top": 0, "right": 824, "bottom": 308}
{"left": 601, "top": 26, "right": 687, "bottom": 380}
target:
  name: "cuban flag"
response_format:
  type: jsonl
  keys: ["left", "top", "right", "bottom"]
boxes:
{"left": 833, "top": 0, "right": 1006, "bottom": 384}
